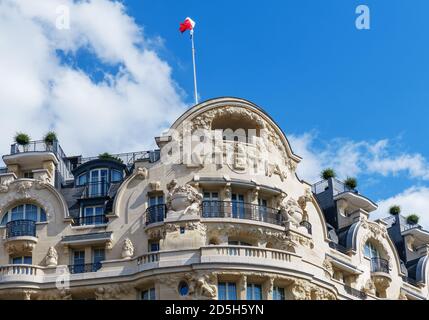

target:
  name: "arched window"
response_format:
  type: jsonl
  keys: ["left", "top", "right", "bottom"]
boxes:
{"left": 1, "top": 204, "right": 47, "bottom": 226}
{"left": 364, "top": 241, "right": 380, "bottom": 259}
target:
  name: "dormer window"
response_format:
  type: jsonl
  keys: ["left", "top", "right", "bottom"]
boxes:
{"left": 77, "top": 173, "right": 87, "bottom": 186}
{"left": 111, "top": 169, "right": 123, "bottom": 182}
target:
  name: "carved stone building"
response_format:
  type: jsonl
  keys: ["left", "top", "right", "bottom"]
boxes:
{"left": 0, "top": 97, "right": 427, "bottom": 300}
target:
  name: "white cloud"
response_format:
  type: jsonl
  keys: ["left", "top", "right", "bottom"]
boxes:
{"left": 373, "top": 187, "right": 429, "bottom": 229}
{"left": 288, "top": 132, "right": 429, "bottom": 183}
{"left": 0, "top": 0, "right": 187, "bottom": 159}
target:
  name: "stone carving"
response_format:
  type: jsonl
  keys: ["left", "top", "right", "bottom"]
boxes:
{"left": 190, "top": 106, "right": 289, "bottom": 160}
{"left": 16, "top": 181, "right": 32, "bottom": 198}
{"left": 291, "top": 280, "right": 312, "bottom": 300}
{"left": 280, "top": 198, "right": 304, "bottom": 228}
{"left": 323, "top": 258, "right": 334, "bottom": 278}
{"left": 95, "top": 284, "right": 131, "bottom": 300}
{"left": 288, "top": 233, "right": 314, "bottom": 249}
{"left": 287, "top": 159, "right": 297, "bottom": 172}
{"left": 184, "top": 273, "right": 218, "bottom": 299}
{"left": 135, "top": 167, "right": 148, "bottom": 180}
{"left": 149, "top": 181, "right": 161, "bottom": 191}
{"left": 121, "top": 238, "right": 134, "bottom": 259}
{"left": 45, "top": 247, "right": 58, "bottom": 267}
{"left": 362, "top": 279, "right": 376, "bottom": 295}
{"left": 266, "top": 163, "right": 287, "bottom": 182}
{"left": 298, "top": 189, "right": 312, "bottom": 221}
{"left": 166, "top": 180, "right": 202, "bottom": 216}
{"left": 360, "top": 220, "right": 391, "bottom": 262}
{"left": 398, "top": 292, "right": 408, "bottom": 300}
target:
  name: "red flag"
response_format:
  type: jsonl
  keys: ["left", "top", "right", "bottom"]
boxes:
{"left": 179, "top": 17, "right": 196, "bottom": 34}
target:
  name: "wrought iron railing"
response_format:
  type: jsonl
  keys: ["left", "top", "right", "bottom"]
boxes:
{"left": 145, "top": 204, "right": 167, "bottom": 225}
{"left": 370, "top": 257, "right": 390, "bottom": 274}
{"left": 344, "top": 285, "right": 367, "bottom": 299}
{"left": 6, "top": 220, "right": 36, "bottom": 238}
{"left": 300, "top": 220, "right": 312, "bottom": 234}
{"left": 81, "top": 181, "right": 110, "bottom": 198}
{"left": 68, "top": 263, "right": 102, "bottom": 274}
{"left": 201, "top": 201, "right": 283, "bottom": 226}
{"left": 402, "top": 276, "right": 419, "bottom": 287}
{"left": 328, "top": 241, "right": 349, "bottom": 254}
{"left": 71, "top": 215, "right": 108, "bottom": 226}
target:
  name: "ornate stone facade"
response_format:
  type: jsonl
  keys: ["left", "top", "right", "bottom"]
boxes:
{"left": 0, "top": 97, "right": 425, "bottom": 300}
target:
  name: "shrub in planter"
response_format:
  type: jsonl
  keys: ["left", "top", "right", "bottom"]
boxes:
{"left": 344, "top": 177, "right": 357, "bottom": 190}
{"left": 44, "top": 131, "right": 57, "bottom": 145}
{"left": 14, "top": 132, "right": 30, "bottom": 151}
{"left": 406, "top": 214, "right": 420, "bottom": 225}
{"left": 389, "top": 205, "right": 401, "bottom": 215}
{"left": 44, "top": 131, "right": 57, "bottom": 151}
{"left": 15, "top": 132, "right": 30, "bottom": 145}
{"left": 321, "top": 168, "right": 336, "bottom": 180}
{"left": 98, "top": 152, "right": 123, "bottom": 163}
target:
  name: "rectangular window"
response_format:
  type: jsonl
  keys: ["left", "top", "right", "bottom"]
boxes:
{"left": 246, "top": 283, "right": 262, "bottom": 300}
{"left": 218, "top": 282, "right": 237, "bottom": 300}
{"left": 11, "top": 256, "right": 32, "bottom": 265}
{"left": 82, "top": 206, "right": 105, "bottom": 225}
{"left": 273, "top": 287, "right": 285, "bottom": 300}
{"left": 23, "top": 171, "right": 34, "bottom": 179}
{"left": 258, "top": 198, "right": 268, "bottom": 222}
{"left": 202, "top": 192, "right": 220, "bottom": 217}
{"left": 149, "top": 241, "right": 160, "bottom": 252}
{"left": 232, "top": 194, "right": 245, "bottom": 219}
{"left": 92, "top": 248, "right": 105, "bottom": 272}
{"left": 148, "top": 195, "right": 165, "bottom": 222}
{"left": 141, "top": 288, "right": 156, "bottom": 300}
{"left": 73, "top": 250, "right": 85, "bottom": 274}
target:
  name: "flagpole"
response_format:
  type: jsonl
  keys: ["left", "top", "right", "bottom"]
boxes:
{"left": 191, "top": 31, "right": 199, "bottom": 105}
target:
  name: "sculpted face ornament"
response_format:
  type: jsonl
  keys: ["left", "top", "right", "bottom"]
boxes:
{"left": 45, "top": 246, "right": 58, "bottom": 267}
{"left": 121, "top": 238, "right": 135, "bottom": 259}
{"left": 280, "top": 198, "right": 304, "bottom": 228}
{"left": 166, "top": 180, "right": 202, "bottom": 216}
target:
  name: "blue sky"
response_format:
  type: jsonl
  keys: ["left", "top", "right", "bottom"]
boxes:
{"left": 1, "top": 0, "right": 429, "bottom": 225}
{"left": 124, "top": 0, "right": 429, "bottom": 217}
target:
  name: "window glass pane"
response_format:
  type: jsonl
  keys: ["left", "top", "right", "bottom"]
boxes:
{"left": 12, "top": 257, "right": 22, "bottom": 264}
{"left": 227, "top": 283, "right": 237, "bottom": 300}
{"left": 11, "top": 205, "right": 24, "bottom": 221}
{"left": 149, "top": 242, "right": 160, "bottom": 252}
{"left": 1, "top": 213, "right": 8, "bottom": 226}
{"left": 111, "top": 170, "right": 122, "bottom": 182}
{"left": 142, "top": 290, "right": 149, "bottom": 300}
{"left": 273, "top": 287, "right": 285, "bottom": 300}
{"left": 23, "top": 256, "right": 32, "bottom": 265}
{"left": 150, "top": 288, "right": 156, "bottom": 300}
{"left": 218, "top": 283, "right": 226, "bottom": 300}
{"left": 25, "top": 204, "right": 38, "bottom": 221}
{"left": 77, "top": 174, "right": 87, "bottom": 186}
{"left": 40, "top": 209, "right": 47, "bottom": 222}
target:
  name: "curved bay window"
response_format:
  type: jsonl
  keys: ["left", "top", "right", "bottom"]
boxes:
{"left": 364, "top": 241, "right": 389, "bottom": 274}
{"left": 1, "top": 204, "right": 47, "bottom": 226}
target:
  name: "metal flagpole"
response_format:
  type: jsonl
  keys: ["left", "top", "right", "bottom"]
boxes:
{"left": 190, "top": 30, "right": 199, "bottom": 105}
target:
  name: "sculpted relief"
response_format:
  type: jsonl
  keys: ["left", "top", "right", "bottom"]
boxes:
{"left": 166, "top": 180, "right": 202, "bottom": 217}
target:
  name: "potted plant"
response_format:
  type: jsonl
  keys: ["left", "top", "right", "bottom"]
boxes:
{"left": 321, "top": 168, "right": 336, "bottom": 180}
{"left": 14, "top": 132, "right": 31, "bottom": 152}
{"left": 44, "top": 131, "right": 57, "bottom": 151}
{"left": 344, "top": 177, "right": 357, "bottom": 190}
{"left": 406, "top": 214, "right": 420, "bottom": 225}
{"left": 389, "top": 205, "right": 401, "bottom": 215}
{"left": 98, "top": 152, "right": 123, "bottom": 163}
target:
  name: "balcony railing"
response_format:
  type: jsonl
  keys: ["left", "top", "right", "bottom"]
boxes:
{"left": 81, "top": 181, "right": 110, "bottom": 198}
{"left": 370, "top": 257, "right": 390, "bottom": 274}
{"left": 344, "top": 285, "right": 367, "bottom": 299}
{"left": 71, "top": 215, "right": 108, "bottom": 227}
{"left": 68, "top": 263, "right": 102, "bottom": 274}
{"left": 145, "top": 204, "right": 167, "bottom": 225}
{"left": 402, "top": 276, "right": 419, "bottom": 287}
{"left": 329, "top": 241, "right": 349, "bottom": 254}
{"left": 201, "top": 201, "right": 283, "bottom": 226}
{"left": 6, "top": 220, "right": 36, "bottom": 238}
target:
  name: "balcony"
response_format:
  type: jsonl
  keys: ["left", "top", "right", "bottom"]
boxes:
{"left": 6, "top": 220, "right": 36, "bottom": 238}
{"left": 81, "top": 181, "right": 110, "bottom": 198}
{"left": 201, "top": 201, "right": 283, "bottom": 226}
{"left": 145, "top": 204, "right": 167, "bottom": 225}
{"left": 4, "top": 220, "right": 38, "bottom": 255}
{"left": 370, "top": 258, "right": 390, "bottom": 274}
{"left": 329, "top": 241, "right": 350, "bottom": 255}
{"left": 68, "top": 263, "right": 102, "bottom": 274}
{"left": 71, "top": 215, "right": 108, "bottom": 227}
{"left": 344, "top": 285, "right": 367, "bottom": 299}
